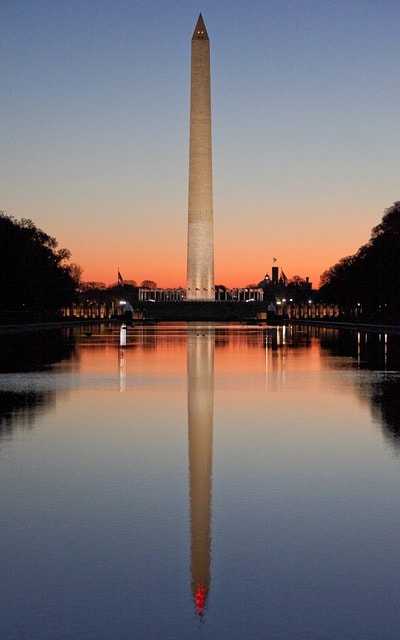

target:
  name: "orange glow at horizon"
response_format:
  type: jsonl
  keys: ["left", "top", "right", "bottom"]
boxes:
{"left": 65, "top": 199, "right": 374, "bottom": 291}
{"left": 76, "top": 253, "right": 337, "bottom": 291}
{"left": 72, "top": 239, "right": 342, "bottom": 290}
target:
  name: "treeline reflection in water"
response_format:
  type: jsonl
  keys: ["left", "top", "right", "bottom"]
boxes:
{"left": 0, "top": 329, "right": 76, "bottom": 437}
{"left": 319, "top": 327, "right": 400, "bottom": 446}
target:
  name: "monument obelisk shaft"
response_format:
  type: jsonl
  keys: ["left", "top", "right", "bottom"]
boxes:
{"left": 187, "top": 14, "right": 214, "bottom": 301}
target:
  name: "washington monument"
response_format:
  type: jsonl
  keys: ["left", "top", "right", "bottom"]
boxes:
{"left": 186, "top": 14, "right": 214, "bottom": 301}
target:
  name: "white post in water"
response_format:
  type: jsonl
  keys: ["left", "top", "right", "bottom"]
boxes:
{"left": 120, "top": 323, "right": 127, "bottom": 347}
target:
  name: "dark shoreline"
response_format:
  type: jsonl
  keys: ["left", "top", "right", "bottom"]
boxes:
{"left": 289, "top": 318, "right": 400, "bottom": 334}
{"left": 0, "top": 318, "right": 118, "bottom": 334}
{"left": 1, "top": 316, "right": 399, "bottom": 335}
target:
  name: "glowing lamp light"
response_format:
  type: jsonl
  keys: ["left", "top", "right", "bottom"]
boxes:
{"left": 119, "top": 300, "right": 133, "bottom": 311}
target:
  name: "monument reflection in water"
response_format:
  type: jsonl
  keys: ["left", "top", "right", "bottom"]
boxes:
{"left": 118, "top": 323, "right": 215, "bottom": 615}
{"left": 3, "top": 323, "right": 400, "bottom": 639}
{"left": 187, "top": 325, "right": 214, "bottom": 615}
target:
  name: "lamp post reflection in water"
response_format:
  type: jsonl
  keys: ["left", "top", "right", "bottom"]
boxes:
{"left": 187, "top": 324, "right": 214, "bottom": 615}
{"left": 119, "top": 348, "right": 126, "bottom": 393}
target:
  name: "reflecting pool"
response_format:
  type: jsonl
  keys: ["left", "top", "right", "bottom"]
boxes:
{"left": 1, "top": 322, "right": 400, "bottom": 639}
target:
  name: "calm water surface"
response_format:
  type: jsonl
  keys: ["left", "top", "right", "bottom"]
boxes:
{"left": 1, "top": 322, "right": 400, "bottom": 640}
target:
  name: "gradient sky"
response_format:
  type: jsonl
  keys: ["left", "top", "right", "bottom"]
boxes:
{"left": 2, "top": 0, "right": 399, "bottom": 288}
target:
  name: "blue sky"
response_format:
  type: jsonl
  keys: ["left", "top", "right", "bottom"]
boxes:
{"left": 2, "top": 0, "right": 399, "bottom": 287}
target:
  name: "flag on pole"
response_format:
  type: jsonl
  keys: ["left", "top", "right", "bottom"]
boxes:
{"left": 118, "top": 269, "right": 124, "bottom": 286}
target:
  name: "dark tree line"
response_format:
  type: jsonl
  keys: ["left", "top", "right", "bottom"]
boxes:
{"left": 319, "top": 202, "right": 400, "bottom": 320}
{"left": 0, "top": 212, "right": 79, "bottom": 314}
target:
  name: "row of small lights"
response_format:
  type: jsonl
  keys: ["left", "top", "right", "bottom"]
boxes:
{"left": 276, "top": 298, "right": 313, "bottom": 305}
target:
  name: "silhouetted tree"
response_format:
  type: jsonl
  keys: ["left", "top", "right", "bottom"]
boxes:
{"left": 140, "top": 280, "right": 157, "bottom": 289}
{"left": 80, "top": 281, "right": 107, "bottom": 291}
{"left": 285, "top": 275, "right": 312, "bottom": 303}
{"left": 0, "top": 212, "right": 79, "bottom": 313}
{"left": 68, "top": 263, "right": 83, "bottom": 287}
{"left": 319, "top": 202, "right": 400, "bottom": 319}
{"left": 319, "top": 255, "right": 359, "bottom": 312}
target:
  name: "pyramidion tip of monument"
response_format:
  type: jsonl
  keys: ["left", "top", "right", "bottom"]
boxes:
{"left": 192, "top": 13, "right": 209, "bottom": 40}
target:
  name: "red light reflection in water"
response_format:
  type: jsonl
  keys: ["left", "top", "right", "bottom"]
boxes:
{"left": 194, "top": 583, "right": 208, "bottom": 615}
